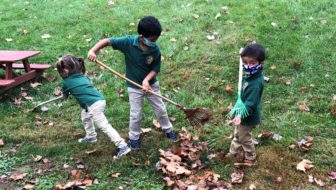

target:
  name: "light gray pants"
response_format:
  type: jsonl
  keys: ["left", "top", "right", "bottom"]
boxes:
{"left": 81, "top": 100, "right": 127, "bottom": 148}
{"left": 128, "top": 82, "right": 173, "bottom": 140}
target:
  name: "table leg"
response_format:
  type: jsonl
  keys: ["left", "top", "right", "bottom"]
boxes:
{"left": 22, "top": 59, "right": 31, "bottom": 72}
{"left": 5, "top": 63, "right": 12, "bottom": 79}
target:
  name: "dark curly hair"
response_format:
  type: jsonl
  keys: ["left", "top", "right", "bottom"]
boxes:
{"left": 137, "top": 16, "right": 162, "bottom": 38}
{"left": 240, "top": 44, "right": 266, "bottom": 63}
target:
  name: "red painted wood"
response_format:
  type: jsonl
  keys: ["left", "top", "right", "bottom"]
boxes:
{"left": 22, "top": 59, "right": 31, "bottom": 72}
{"left": 9, "top": 63, "right": 51, "bottom": 70}
{"left": 0, "top": 70, "right": 37, "bottom": 93}
{"left": 0, "top": 79, "right": 15, "bottom": 86}
{"left": 0, "top": 50, "right": 40, "bottom": 63}
{"left": 5, "top": 63, "right": 12, "bottom": 79}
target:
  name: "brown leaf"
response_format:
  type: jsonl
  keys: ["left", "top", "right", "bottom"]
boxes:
{"left": 225, "top": 84, "right": 234, "bottom": 93}
{"left": 257, "top": 131, "right": 273, "bottom": 139}
{"left": 14, "top": 98, "right": 22, "bottom": 106}
{"left": 42, "top": 158, "right": 50, "bottom": 163}
{"left": 10, "top": 172, "right": 27, "bottom": 181}
{"left": 24, "top": 183, "right": 35, "bottom": 189}
{"left": 314, "top": 178, "right": 325, "bottom": 187}
{"left": 111, "top": 173, "right": 121, "bottom": 178}
{"left": 169, "top": 116, "right": 177, "bottom": 122}
{"left": 70, "top": 170, "right": 82, "bottom": 180}
{"left": 231, "top": 172, "right": 244, "bottom": 183}
{"left": 331, "top": 105, "right": 336, "bottom": 117}
{"left": 296, "top": 159, "right": 313, "bottom": 172}
{"left": 34, "top": 155, "right": 43, "bottom": 162}
{"left": 140, "top": 128, "right": 152, "bottom": 134}
{"left": 54, "top": 87, "right": 62, "bottom": 96}
{"left": 85, "top": 149, "right": 97, "bottom": 155}
{"left": 82, "top": 178, "right": 93, "bottom": 186}
{"left": 0, "top": 139, "right": 4, "bottom": 147}
{"left": 249, "top": 184, "right": 256, "bottom": 190}
{"left": 30, "top": 82, "right": 42, "bottom": 88}
{"left": 152, "top": 119, "right": 160, "bottom": 129}
{"left": 183, "top": 71, "right": 191, "bottom": 80}
{"left": 298, "top": 103, "right": 310, "bottom": 112}
{"left": 163, "top": 177, "right": 175, "bottom": 187}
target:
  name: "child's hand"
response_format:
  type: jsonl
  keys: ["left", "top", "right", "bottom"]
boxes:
{"left": 142, "top": 80, "right": 152, "bottom": 92}
{"left": 233, "top": 116, "right": 241, "bottom": 126}
{"left": 87, "top": 50, "right": 97, "bottom": 62}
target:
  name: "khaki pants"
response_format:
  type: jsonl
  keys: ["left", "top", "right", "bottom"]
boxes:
{"left": 81, "top": 100, "right": 127, "bottom": 148}
{"left": 229, "top": 124, "right": 256, "bottom": 161}
{"left": 128, "top": 81, "right": 173, "bottom": 140}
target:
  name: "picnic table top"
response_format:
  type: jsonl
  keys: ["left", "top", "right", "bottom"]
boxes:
{"left": 0, "top": 50, "right": 40, "bottom": 63}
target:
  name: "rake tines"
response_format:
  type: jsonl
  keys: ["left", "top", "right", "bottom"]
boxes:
{"left": 184, "top": 108, "right": 212, "bottom": 127}
{"left": 227, "top": 96, "right": 249, "bottom": 118}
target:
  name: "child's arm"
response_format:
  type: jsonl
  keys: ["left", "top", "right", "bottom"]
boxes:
{"left": 88, "top": 39, "right": 111, "bottom": 62}
{"left": 142, "top": 71, "right": 157, "bottom": 92}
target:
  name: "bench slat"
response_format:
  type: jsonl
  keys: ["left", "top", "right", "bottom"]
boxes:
{"left": 1, "top": 63, "right": 51, "bottom": 70}
{"left": 0, "top": 79, "right": 15, "bottom": 86}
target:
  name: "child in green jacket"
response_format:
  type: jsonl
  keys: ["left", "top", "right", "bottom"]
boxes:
{"left": 227, "top": 44, "right": 266, "bottom": 165}
{"left": 56, "top": 55, "right": 130, "bottom": 159}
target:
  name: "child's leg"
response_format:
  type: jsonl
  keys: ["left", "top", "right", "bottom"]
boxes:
{"left": 236, "top": 125, "right": 256, "bottom": 161}
{"left": 128, "top": 87, "right": 145, "bottom": 140}
{"left": 146, "top": 82, "right": 173, "bottom": 132}
{"left": 81, "top": 109, "right": 97, "bottom": 138}
{"left": 90, "top": 100, "right": 127, "bottom": 148}
{"left": 229, "top": 125, "right": 242, "bottom": 155}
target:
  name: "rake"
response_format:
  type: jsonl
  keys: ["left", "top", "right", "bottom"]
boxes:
{"left": 31, "top": 96, "right": 63, "bottom": 112}
{"left": 227, "top": 48, "right": 249, "bottom": 119}
{"left": 94, "top": 60, "right": 212, "bottom": 127}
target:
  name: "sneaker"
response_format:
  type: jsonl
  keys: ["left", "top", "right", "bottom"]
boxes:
{"left": 166, "top": 131, "right": 177, "bottom": 142}
{"left": 78, "top": 137, "right": 97, "bottom": 143}
{"left": 129, "top": 139, "right": 141, "bottom": 150}
{"left": 113, "top": 146, "right": 131, "bottom": 159}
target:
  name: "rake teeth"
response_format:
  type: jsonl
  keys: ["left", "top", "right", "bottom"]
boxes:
{"left": 227, "top": 100, "right": 249, "bottom": 118}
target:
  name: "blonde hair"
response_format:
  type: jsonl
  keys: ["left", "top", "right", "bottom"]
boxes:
{"left": 56, "top": 55, "right": 86, "bottom": 78}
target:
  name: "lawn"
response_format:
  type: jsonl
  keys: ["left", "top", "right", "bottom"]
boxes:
{"left": 0, "top": 0, "right": 335, "bottom": 189}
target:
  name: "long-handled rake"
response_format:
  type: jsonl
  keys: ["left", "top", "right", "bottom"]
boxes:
{"left": 227, "top": 48, "right": 249, "bottom": 119}
{"left": 94, "top": 60, "right": 212, "bottom": 127}
{"left": 31, "top": 95, "right": 63, "bottom": 112}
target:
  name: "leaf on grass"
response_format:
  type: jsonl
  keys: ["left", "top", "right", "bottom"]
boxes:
{"left": 272, "top": 134, "right": 283, "bottom": 141}
{"left": 298, "top": 103, "right": 310, "bottom": 112}
{"left": 183, "top": 71, "right": 191, "bottom": 80}
{"left": 207, "top": 35, "right": 215, "bottom": 41}
{"left": 111, "top": 173, "right": 121, "bottom": 178}
{"left": 264, "top": 76, "right": 270, "bottom": 82}
{"left": 5, "top": 38, "right": 13, "bottom": 42}
{"left": 85, "top": 149, "right": 97, "bottom": 155}
{"left": 314, "top": 178, "right": 325, "bottom": 187}
{"left": 34, "top": 155, "right": 42, "bottom": 162}
{"left": 23, "top": 29, "right": 29, "bottom": 35}
{"left": 152, "top": 119, "right": 160, "bottom": 129}
{"left": 43, "top": 158, "right": 50, "bottom": 163}
{"left": 169, "top": 116, "right": 177, "bottom": 122}
{"left": 10, "top": 172, "right": 27, "bottom": 181}
{"left": 215, "top": 13, "right": 221, "bottom": 19}
{"left": 24, "top": 96, "right": 34, "bottom": 101}
{"left": 63, "top": 164, "right": 70, "bottom": 169}
{"left": 82, "top": 178, "right": 93, "bottom": 186}
{"left": 192, "top": 14, "right": 199, "bottom": 19}
{"left": 14, "top": 98, "right": 22, "bottom": 106}
{"left": 320, "top": 19, "right": 327, "bottom": 24}
{"left": 35, "top": 116, "right": 43, "bottom": 125}
{"left": 140, "top": 128, "right": 152, "bottom": 134}
{"left": 24, "top": 183, "right": 35, "bottom": 189}
{"left": 225, "top": 84, "right": 234, "bottom": 93}
{"left": 170, "top": 38, "right": 177, "bottom": 42}
{"left": 30, "top": 82, "right": 42, "bottom": 88}
{"left": 183, "top": 46, "right": 189, "bottom": 51}
{"left": 270, "top": 65, "right": 276, "bottom": 70}
{"left": 329, "top": 172, "right": 336, "bottom": 180}
{"left": 41, "top": 34, "right": 51, "bottom": 39}
{"left": 0, "top": 139, "right": 4, "bottom": 147}
{"left": 47, "top": 76, "right": 55, "bottom": 82}
{"left": 163, "top": 176, "right": 175, "bottom": 187}
{"left": 231, "top": 172, "right": 244, "bottom": 184}
{"left": 331, "top": 105, "right": 336, "bottom": 117}
{"left": 54, "top": 87, "right": 62, "bottom": 96}
{"left": 249, "top": 184, "right": 256, "bottom": 190}
{"left": 257, "top": 131, "right": 273, "bottom": 139}
{"left": 296, "top": 159, "right": 313, "bottom": 172}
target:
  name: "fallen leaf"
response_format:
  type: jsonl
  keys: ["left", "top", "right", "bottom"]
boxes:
{"left": 24, "top": 183, "right": 35, "bottom": 189}
{"left": 329, "top": 172, "right": 336, "bottom": 180}
{"left": 54, "top": 87, "right": 62, "bottom": 96}
{"left": 82, "top": 178, "right": 93, "bottom": 186}
{"left": 264, "top": 76, "right": 270, "bottom": 82}
{"left": 5, "top": 38, "right": 13, "bottom": 42}
{"left": 0, "top": 139, "right": 4, "bottom": 147}
{"left": 41, "top": 34, "right": 51, "bottom": 39}
{"left": 272, "top": 134, "right": 283, "bottom": 141}
{"left": 231, "top": 172, "right": 244, "bottom": 183}
{"left": 153, "top": 119, "right": 160, "bottom": 129}
{"left": 23, "top": 96, "right": 34, "bottom": 101}
{"left": 257, "top": 131, "right": 273, "bottom": 139}
{"left": 298, "top": 103, "right": 310, "bottom": 112}
{"left": 34, "top": 155, "right": 43, "bottom": 162}
{"left": 215, "top": 13, "right": 221, "bottom": 19}
{"left": 23, "top": 29, "right": 29, "bottom": 35}
{"left": 112, "top": 173, "right": 121, "bottom": 178}
{"left": 225, "top": 84, "right": 233, "bottom": 93}
{"left": 10, "top": 172, "right": 27, "bottom": 181}
{"left": 140, "top": 128, "right": 152, "bottom": 134}
{"left": 331, "top": 105, "right": 336, "bottom": 117}
{"left": 169, "top": 116, "right": 177, "bottom": 122}
{"left": 270, "top": 65, "right": 276, "bottom": 70}
{"left": 63, "top": 164, "right": 70, "bottom": 169}
{"left": 30, "top": 82, "right": 42, "bottom": 88}
{"left": 170, "top": 38, "right": 177, "bottom": 42}
{"left": 314, "top": 178, "right": 325, "bottom": 187}
{"left": 296, "top": 159, "right": 314, "bottom": 172}
{"left": 192, "top": 14, "right": 199, "bottom": 19}
{"left": 183, "top": 46, "right": 189, "bottom": 51}
{"left": 207, "top": 35, "right": 215, "bottom": 41}
{"left": 320, "top": 19, "right": 327, "bottom": 24}
{"left": 183, "top": 71, "right": 191, "bottom": 80}
{"left": 249, "top": 184, "right": 256, "bottom": 190}
{"left": 43, "top": 158, "right": 50, "bottom": 163}
{"left": 108, "top": 0, "right": 114, "bottom": 6}
{"left": 85, "top": 149, "right": 97, "bottom": 155}
{"left": 14, "top": 98, "right": 22, "bottom": 106}
{"left": 271, "top": 22, "right": 277, "bottom": 27}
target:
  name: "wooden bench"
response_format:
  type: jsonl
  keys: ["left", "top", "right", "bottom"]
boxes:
{"left": 10, "top": 63, "right": 51, "bottom": 70}
{"left": 0, "top": 79, "right": 15, "bottom": 86}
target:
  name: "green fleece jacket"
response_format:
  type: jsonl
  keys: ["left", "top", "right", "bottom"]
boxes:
{"left": 241, "top": 70, "right": 264, "bottom": 126}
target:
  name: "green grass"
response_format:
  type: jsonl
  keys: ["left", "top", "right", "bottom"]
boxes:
{"left": 1, "top": 0, "right": 336, "bottom": 189}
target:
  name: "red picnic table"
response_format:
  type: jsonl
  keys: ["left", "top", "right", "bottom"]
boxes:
{"left": 0, "top": 50, "right": 51, "bottom": 93}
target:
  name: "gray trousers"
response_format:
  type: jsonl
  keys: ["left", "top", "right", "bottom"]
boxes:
{"left": 128, "top": 82, "right": 173, "bottom": 140}
{"left": 81, "top": 100, "right": 127, "bottom": 148}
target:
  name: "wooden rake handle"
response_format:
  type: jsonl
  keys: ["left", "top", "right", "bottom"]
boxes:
{"left": 237, "top": 48, "right": 244, "bottom": 94}
{"left": 94, "top": 60, "right": 184, "bottom": 109}
{"left": 31, "top": 95, "right": 63, "bottom": 111}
